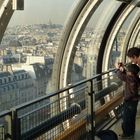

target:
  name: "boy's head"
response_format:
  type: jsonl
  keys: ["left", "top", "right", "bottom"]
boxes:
{"left": 127, "top": 47, "right": 140, "bottom": 64}
{"left": 127, "top": 47, "right": 140, "bottom": 58}
{"left": 126, "top": 63, "right": 140, "bottom": 75}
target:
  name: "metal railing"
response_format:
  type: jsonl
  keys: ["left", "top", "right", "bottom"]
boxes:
{"left": 0, "top": 68, "right": 123, "bottom": 140}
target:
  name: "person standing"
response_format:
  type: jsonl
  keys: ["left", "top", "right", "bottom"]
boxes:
{"left": 115, "top": 63, "right": 140, "bottom": 139}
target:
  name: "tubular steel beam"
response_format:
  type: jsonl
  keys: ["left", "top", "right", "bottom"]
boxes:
{"left": 0, "top": 0, "right": 14, "bottom": 42}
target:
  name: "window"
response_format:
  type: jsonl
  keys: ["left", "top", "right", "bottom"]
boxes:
{"left": 0, "top": 79, "right": 2, "bottom": 84}
{"left": 4, "top": 78, "right": 7, "bottom": 83}
{"left": 8, "top": 77, "right": 11, "bottom": 82}
{"left": 14, "top": 76, "right": 17, "bottom": 81}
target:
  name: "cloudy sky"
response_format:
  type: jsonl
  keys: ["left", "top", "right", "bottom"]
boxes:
{"left": 9, "top": 0, "right": 131, "bottom": 29}
{"left": 9, "top": 0, "right": 76, "bottom": 26}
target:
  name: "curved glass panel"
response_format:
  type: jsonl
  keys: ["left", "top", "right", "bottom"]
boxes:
{"left": 109, "top": 8, "right": 140, "bottom": 68}
{"left": 0, "top": 0, "right": 76, "bottom": 111}
{"left": 135, "top": 32, "right": 140, "bottom": 47}
{"left": 71, "top": 0, "right": 121, "bottom": 83}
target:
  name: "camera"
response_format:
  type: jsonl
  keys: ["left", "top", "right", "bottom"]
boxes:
{"left": 118, "top": 62, "right": 123, "bottom": 66}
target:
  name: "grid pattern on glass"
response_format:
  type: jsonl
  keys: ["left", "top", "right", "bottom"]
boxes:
{"left": 0, "top": 69, "right": 123, "bottom": 139}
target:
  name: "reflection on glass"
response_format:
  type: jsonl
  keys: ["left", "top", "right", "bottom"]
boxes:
{"left": 71, "top": 0, "right": 121, "bottom": 83}
{"left": 109, "top": 8, "right": 140, "bottom": 69}
{"left": 0, "top": 0, "right": 75, "bottom": 111}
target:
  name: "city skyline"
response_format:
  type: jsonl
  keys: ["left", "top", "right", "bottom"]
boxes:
{"left": 9, "top": 0, "right": 76, "bottom": 26}
{"left": 8, "top": 0, "right": 131, "bottom": 30}
{"left": 9, "top": 0, "right": 120, "bottom": 29}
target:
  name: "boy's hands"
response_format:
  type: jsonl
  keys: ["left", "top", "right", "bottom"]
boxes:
{"left": 115, "top": 62, "right": 124, "bottom": 72}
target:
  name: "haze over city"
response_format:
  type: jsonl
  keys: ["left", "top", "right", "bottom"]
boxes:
{"left": 9, "top": 0, "right": 76, "bottom": 26}
{"left": 9, "top": 0, "right": 126, "bottom": 29}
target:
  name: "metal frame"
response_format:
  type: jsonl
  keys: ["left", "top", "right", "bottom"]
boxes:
{"left": 52, "top": 0, "right": 103, "bottom": 90}
{"left": 122, "top": 14, "right": 140, "bottom": 62}
{"left": 0, "top": 1, "right": 139, "bottom": 138}
{"left": 101, "top": 0, "right": 140, "bottom": 72}
{"left": 0, "top": 68, "right": 123, "bottom": 140}
{"left": 128, "top": 18, "right": 140, "bottom": 48}
{"left": 0, "top": 0, "right": 14, "bottom": 42}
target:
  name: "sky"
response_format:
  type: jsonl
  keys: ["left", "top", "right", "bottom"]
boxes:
{"left": 9, "top": 0, "right": 76, "bottom": 26}
{"left": 9, "top": 0, "right": 111, "bottom": 27}
{"left": 8, "top": 0, "right": 132, "bottom": 29}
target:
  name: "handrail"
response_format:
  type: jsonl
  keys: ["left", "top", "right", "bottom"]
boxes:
{"left": 95, "top": 93, "right": 123, "bottom": 120}
{"left": 95, "top": 81, "right": 121, "bottom": 101}
{"left": 21, "top": 103, "right": 81, "bottom": 139}
{"left": 9, "top": 68, "right": 116, "bottom": 111}
{"left": 0, "top": 110, "right": 11, "bottom": 117}
{"left": 54, "top": 92, "right": 123, "bottom": 140}
{"left": 0, "top": 68, "right": 123, "bottom": 140}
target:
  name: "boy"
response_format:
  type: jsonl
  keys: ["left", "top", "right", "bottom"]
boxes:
{"left": 127, "top": 47, "right": 140, "bottom": 66}
{"left": 115, "top": 63, "right": 140, "bottom": 139}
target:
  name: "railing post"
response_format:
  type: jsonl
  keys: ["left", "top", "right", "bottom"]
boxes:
{"left": 5, "top": 113, "right": 12, "bottom": 140}
{"left": 10, "top": 108, "right": 21, "bottom": 140}
{"left": 0, "top": 125, "right": 5, "bottom": 140}
{"left": 87, "top": 80, "right": 95, "bottom": 140}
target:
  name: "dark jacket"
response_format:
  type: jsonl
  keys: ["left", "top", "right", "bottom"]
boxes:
{"left": 116, "top": 69, "right": 140, "bottom": 101}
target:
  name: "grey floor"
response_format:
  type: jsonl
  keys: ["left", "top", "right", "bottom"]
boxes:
{"left": 111, "top": 102, "right": 140, "bottom": 140}
{"left": 111, "top": 117, "right": 140, "bottom": 140}
{"left": 95, "top": 102, "right": 140, "bottom": 140}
